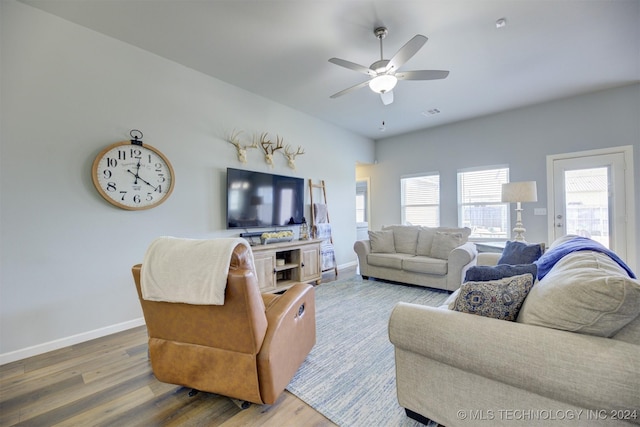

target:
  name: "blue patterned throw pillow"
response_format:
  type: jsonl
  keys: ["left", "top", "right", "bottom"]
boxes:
{"left": 452, "top": 273, "right": 534, "bottom": 321}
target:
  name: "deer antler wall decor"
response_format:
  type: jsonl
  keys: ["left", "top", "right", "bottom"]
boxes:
{"left": 283, "top": 144, "right": 305, "bottom": 170}
{"left": 226, "top": 129, "right": 257, "bottom": 163}
{"left": 259, "top": 132, "right": 284, "bottom": 167}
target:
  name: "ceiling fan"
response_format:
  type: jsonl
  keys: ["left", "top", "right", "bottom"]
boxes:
{"left": 329, "top": 27, "right": 449, "bottom": 105}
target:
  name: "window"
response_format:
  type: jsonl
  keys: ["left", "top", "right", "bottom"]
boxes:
{"left": 401, "top": 173, "right": 440, "bottom": 227}
{"left": 457, "top": 166, "right": 509, "bottom": 240}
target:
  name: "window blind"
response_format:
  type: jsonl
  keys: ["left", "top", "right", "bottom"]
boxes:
{"left": 457, "top": 167, "right": 509, "bottom": 239}
{"left": 401, "top": 174, "right": 440, "bottom": 227}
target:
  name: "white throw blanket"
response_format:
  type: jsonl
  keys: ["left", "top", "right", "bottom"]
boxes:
{"left": 141, "top": 236, "right": 252, "bottom": 305}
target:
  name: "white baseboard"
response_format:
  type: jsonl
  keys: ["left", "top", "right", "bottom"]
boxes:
{"left": 338, "top": 260, "right": 358, "bottom": 270}
{"left": 0, "top": 317, "right": 145, "bottom": 366}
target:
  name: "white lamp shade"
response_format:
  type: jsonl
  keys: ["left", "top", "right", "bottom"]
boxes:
{"left": 369, "top": 75, "right": 398, "bottom": 93}
{"left": 502, "top": 181, "right": 538, "bottom": 203}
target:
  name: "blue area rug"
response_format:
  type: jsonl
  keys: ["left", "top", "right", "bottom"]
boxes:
{"left": 286, "top": 275, "right": 448, "bottom": 427}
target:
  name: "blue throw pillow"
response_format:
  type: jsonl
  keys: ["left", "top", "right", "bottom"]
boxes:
{"left": 498, "top": 241, "right": 543, "bottom": 265}
{"left": 465, "top": 263, "right": 538, "bottom": 282}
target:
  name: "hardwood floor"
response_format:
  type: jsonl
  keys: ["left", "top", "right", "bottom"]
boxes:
{"left": 0, "top": 268, "right": 354, "bottom": 427}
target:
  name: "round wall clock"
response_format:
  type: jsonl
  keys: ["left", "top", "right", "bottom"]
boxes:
{"left": 92, "top": 137, "right": 175, "bottom": 210}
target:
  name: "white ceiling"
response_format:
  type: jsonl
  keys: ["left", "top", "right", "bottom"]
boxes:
{"left": 20, "top": 0, "right": 640, "bottom": 140}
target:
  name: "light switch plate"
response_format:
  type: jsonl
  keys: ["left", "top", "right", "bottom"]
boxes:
{"left": 534, "top": 208, "right": 547, "bottom": 215}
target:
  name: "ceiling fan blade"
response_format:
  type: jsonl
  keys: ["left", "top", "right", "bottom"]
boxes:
{"left": 329, "top": 79, "right": 372, "bottom": 99}
{"left": 380, "top": 90, "right": 394, "bottom": 105}
{"left": 385, "top": 35, "right": 427, "bottom": 72}
{"left": 329, "top": 58, "right": 376, "bottom": 77}
{"left": 396, "top": 70, "right": 449, "bottom": 80}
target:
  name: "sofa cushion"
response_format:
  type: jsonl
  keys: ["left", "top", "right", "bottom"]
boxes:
{"left": 382, "top": 225, "right": 420, "bottom": 254}
{"left": 517, "top": 251, "right": 640, "bottom": 337}
{"left": 430, "top": 232, "right": 464, "bottom": 260}
{"left": 368, "top": 230, "right": 395, "bottom": 253}
{"left": 450, "top": 273, "right": 534, "bottom": 321}
{"left": 366, "top": 253, "right": 404, "bottom": 269}
{"left": 402, "top": 256, "right": 448, "bottom": 276}
{"left": 416, "top": 227, "right": 471, "bottom": 256}
{"left": 415, "top": 228, "right": 437, "bottom": 256}
{"left": 465, "top": 264, "right": 537, "bottom": 282}
{"left": 498, "top": 241, "right": 543, "bottom": 265}
{"left": 613, "top": 314, "right": 640, "bottom": 344}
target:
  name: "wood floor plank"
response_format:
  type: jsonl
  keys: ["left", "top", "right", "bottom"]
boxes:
{"left": 220, "top": 391, "right": 336, "bottom": 427}
{"left": 10, "top": 371, "right": 155, "bottom": 426}
{"left": 100, "top": 385, "right": 234, "bottom": 426}
{"left": 53, "top": 386, "right": 156, "bottom": 427}
{"left": 0, "top": 361, "right": 25, "bottom": 382}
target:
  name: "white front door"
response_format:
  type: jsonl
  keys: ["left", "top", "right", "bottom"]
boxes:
{"left": 547, "top": 146, "right": 635, "bottom": 268}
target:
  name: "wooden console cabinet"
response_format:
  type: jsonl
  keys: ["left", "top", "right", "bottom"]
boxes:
{"left": 251, "top": 239, "right": 322, "bottom": 293}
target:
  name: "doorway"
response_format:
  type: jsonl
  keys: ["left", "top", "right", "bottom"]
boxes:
{"left": 547, "top": 146, "right": 635, "bottom": 268}
{"left": 356, "top": 178, "right": 370, "bottom": 241}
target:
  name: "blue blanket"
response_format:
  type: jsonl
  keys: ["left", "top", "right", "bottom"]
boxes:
{"left": 535, "top": 236, "right": 636, "bottom": 280}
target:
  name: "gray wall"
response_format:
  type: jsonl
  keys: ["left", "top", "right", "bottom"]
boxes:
{"left": 0, "top": 1, "right": 374, "bottom": 361}
{"left": 363, "top": 83, "right": 639, "bottom": 269}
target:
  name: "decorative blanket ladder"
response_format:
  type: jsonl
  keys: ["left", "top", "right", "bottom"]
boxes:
{"left": 309, "top": 179, "right": 338, "bottom": 277}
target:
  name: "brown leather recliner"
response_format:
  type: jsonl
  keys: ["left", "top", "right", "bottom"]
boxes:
{"left": 131, "top": 243, "right": 316, "bottom": 405}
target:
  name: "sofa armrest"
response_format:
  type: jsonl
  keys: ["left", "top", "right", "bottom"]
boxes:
{"left": 389, "top": 302, "right": 640, "bottom": 412}
{"left": 446, "top": 241, "right": 478, "bottom": 289}
{"left": 257, "top": 283, "right": 316, "bottom": 404}
{"left": 353, "top": 239, "right": 371, "bottom": 257}
{"left": 353, "top": 240, "right": 372, "bottom": 276}
{"left": 477, "top": 252, "right": 501, "bottom": 266}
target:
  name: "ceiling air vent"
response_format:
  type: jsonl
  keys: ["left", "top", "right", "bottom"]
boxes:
{"left": 421, "top": 108, "right": 441, "bottom": 117}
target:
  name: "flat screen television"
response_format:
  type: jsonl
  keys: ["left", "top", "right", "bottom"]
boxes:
{"left": 226, "top": 168, "right": 305, "bottom": 229}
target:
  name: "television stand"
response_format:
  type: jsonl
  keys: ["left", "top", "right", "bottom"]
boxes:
{"left": 251, "top": 239, "right": 322, "bottom": 293}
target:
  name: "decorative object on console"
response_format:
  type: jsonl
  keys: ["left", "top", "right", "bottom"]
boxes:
{"left": 226, "top": 129, "right": 258, "bottom": 163}
{"left": 260, "top": 230, "right": 294, "bottom": 245}
{"left": 282, "top": 144, "right": 305, "bottom": 170}
{"left": 259, "top": 132, "right": 284, "bottom": 167}
{"left": 92, "top": 129, "right": 174, "bottom": 210}
{"left": 299, "top": 217, "right": 309, "bottom": 240}
{"left": 501, "top": 180, "right": 537, "bottom": 242}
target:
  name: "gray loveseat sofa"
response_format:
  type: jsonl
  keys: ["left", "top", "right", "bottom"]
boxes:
{"left": 353, "top": 225, "right": 477, "bottom": 292}
{"left": 389, "top": 236, "right": 640, "bottom": 426}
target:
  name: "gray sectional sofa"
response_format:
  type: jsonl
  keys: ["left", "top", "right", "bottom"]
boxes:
{"left": 353, "top": 225, "right": 478, "bottom": 292}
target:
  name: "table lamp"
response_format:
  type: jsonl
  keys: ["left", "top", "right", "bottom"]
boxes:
{"left": 502, "top": 181, "right": 537, "bottom": 242}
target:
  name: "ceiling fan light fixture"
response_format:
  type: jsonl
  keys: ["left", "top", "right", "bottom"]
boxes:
{"left": 369, "top": 74, "right": 398, "bottom": 93}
